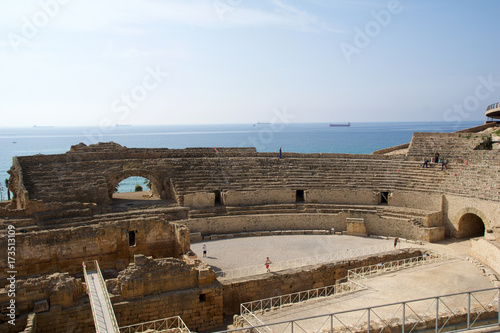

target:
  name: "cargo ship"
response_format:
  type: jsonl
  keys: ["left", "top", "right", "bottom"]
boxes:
{"left": 329, "top": 122, "right": 350, "bottom": 127}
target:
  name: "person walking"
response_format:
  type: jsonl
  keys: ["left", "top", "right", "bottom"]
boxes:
{"left": 279, "top": 148, "right": 282, "bottom": 158}
{"left": 202, "top": 243, "right": 207, "bottom": 257}
{"left": 394, "top": 237, "right": 399, "bottom": 248}
{"left": 265, "top": 257, "right": 272, "bottom": 272}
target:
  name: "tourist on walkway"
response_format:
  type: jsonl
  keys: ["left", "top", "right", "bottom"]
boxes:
{"left": 279, "top": 148, "right": 282, "bottom": 158}
{"left": 394, "top": 237, "right": 399, "bottom": 248}
{"left": 265, "top": 257, "right": 272, "bottom": 272}
{"left": 203, "top": 243, "right": 207, "bottom": 257}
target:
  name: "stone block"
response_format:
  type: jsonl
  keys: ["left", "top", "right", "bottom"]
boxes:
{"left": 134, "top": 254, "right": 147, "bottom": 265}
{"left": 34, "top": 300, "right": 50, "bottom": 313}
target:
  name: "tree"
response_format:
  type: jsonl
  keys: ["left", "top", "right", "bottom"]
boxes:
{"left": 134, "top": 185, "right": 143, "bottom": 192}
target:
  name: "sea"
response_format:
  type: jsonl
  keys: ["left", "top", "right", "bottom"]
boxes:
{"left": 0, "top": 121, "right": 483, "bottom": 200}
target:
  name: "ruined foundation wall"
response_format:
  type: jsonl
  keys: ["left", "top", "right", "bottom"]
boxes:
{"left": 470, "top": 238, "right": 500, "bottom": 276}
{"left": 0, "top": 256, "right": 223, "bottom": 333}
{"left": 0, "top": 218, "right": 190, "bottom": 282}
{"left": 222, "top": 249, "right": 424, "bottom": 315}
{"left": 113, "top": 285, "right": 223, "bottom": 332}
{"left": 108, "top": 255, "right": 223, "bottom": 332}
{"left": 0, "top": 273, "right": 92, "bottom": 333}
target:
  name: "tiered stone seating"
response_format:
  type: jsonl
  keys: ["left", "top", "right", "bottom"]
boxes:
{"left": 406, "top": 132, "right": 485, "bottom": 162}
{"left": 10, "top": 141, "right": 498, "bottom": 213}
{"left": 170, "top": 156, "right": 454, "bottom": 197}
{"left": 16, "top": 205, "right": 188, "bottom": 231}
{"left": 189, "top": 203, "right": 436, "bottom": 222}
{"left": 442, "top": 163, "right": 500, "bottom": 202}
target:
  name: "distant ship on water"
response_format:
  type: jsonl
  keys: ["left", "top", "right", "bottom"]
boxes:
{"left": 33, "top": 125, "right": 54, "bottom": 128}
{"left": 329, "top": 122, "right": 350, "bottom": 127}
{"left": 254, "top": 121, "right": 271, "bottom": 126}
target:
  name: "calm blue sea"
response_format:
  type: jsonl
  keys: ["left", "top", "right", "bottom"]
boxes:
{"left": 0, "top": 121, "right": 483, "bottom": 200}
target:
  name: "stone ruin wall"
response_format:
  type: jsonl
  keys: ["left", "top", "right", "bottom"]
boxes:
{"left": 5, "top": 141, "right": 500, "bottom": 222}
{"left": 184, "top": 211, "right": 444, "bottom": 243}
{"left": 0, "top": 217, "right": 190, "bottom": 282}
{"left": 0, "top": 255, "right": 223, "bottom": 333}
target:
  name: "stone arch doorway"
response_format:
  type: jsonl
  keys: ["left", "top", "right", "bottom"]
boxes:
{"left": 108, "top": 172, "right": 166, "bottom": 201}
{"left": 457, "top": 212, "right": 486, "bottom": 239}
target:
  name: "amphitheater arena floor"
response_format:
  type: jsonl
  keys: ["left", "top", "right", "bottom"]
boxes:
{"left": 191, "top": 235, "right": 495, "bottom": 332}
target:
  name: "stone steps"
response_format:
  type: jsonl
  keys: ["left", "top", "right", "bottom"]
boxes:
{"left": 188, "top": 203, "right": 438, "bottom": 223}
{"left": 17, "top": 150, "right": 500, "bottom": 205}
{"left": 36, "top": 206, "right": 187, "bottom": 230}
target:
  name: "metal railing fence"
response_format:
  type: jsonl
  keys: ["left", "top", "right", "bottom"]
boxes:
{"left": 224, "top": 288, "right": 500, "bottom": 333}
{"left": 119, "top": 316, "right": 191, "bottom": 333}
{"left": 240, "top": 278, "right": 367, "bottom": 315}
{"left": 217, "top": 243, "right": 404, "bottom": 280}
{"left": 347, "top": 250, "right": 454, "bottom": 280}
{"left": 83, "top": 260, "right": 120, "bottom": 333}
{"left": 486, "top": 102, "right": 500, "bottom": 111}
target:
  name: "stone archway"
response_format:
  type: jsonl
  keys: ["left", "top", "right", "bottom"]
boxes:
{"left": 108, "top": 171, "right": 166, "bottom": 200}
{"left": 456, "top": 209, "right": 487, "bottom": 239}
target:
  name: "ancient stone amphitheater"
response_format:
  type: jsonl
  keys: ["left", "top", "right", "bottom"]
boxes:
{"left": 0, "top": 122, "right": 499, "bottom": 332}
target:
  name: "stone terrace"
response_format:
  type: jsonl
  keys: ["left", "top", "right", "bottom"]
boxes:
{"left": 8, "top": 143, "right": 500, "bottom": 214}
{"left": 406, "top": 132, "right": 487, "bottom": 162}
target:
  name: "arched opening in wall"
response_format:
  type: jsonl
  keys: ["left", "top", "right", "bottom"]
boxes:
{"left": 111, "top": 175, "right": 165, "bottom": 208}
{"left": 458, "top": 213, "right": 485, "bottom": 238}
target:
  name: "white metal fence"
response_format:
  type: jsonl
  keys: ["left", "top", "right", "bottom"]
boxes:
{"left": 216, "top": 243, "right": 404, "bottom": 280}
{"left": 347, "top": 250, "right": 455, "bottom": 280}
{"left": 119, "top": 316, "right": 191, "bottom": 333}
{"left": 235, "top": 251, "right": 457, "bottom": 333}
{"left": 225, "top": 288, "right": 500, "bottom": 333}
{"left": 240, "top": 279, "right": 367, "bottom": 315}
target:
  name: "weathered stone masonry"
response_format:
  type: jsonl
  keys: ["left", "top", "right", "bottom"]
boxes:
{"left": 1, "top": 125, "right": 499, "bottom": 332}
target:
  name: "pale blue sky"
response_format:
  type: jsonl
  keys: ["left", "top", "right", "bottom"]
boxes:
{"left": 1, "top": 0, "right": 499, "bottom": 127}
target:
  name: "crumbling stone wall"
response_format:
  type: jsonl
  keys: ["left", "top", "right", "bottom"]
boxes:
{"left": 0, "top": 255, "right": 223, "bottom": 333}
{"left": 0, "top": 217, "right": 190, "bottom": 282}
{"left": 0, "top": 273, "right": 92, "bottom": 333}
{"left": 109, "top": 255, "right": 223, "bottom": 331}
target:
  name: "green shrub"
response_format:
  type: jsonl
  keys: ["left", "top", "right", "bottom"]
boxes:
{"left": 135, "top": 185, "right": 143, "bottom": 192}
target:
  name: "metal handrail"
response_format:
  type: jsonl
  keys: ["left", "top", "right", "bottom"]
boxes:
{"left": 347, "top": 250, "right": 454, "bottom": 280}
{"left": 240, "top": 305, "right": 273, "bottom": 333}
{"left": 83, "top": 260, "right": 120, "bottom": 333}
{"left": 223, "top": 288, "right": 500, "bottom": 333}
{"left": 217, "top": 243, "right": 404, "bottom": 280}
{"left": 119, "top": 316, "right": 191, "bottom": 333}
{"left": 486, "top": 102, "right": 500, "bottom": 111}
{"left": 240, "top": 278, "right": 367, "bottom": 315}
